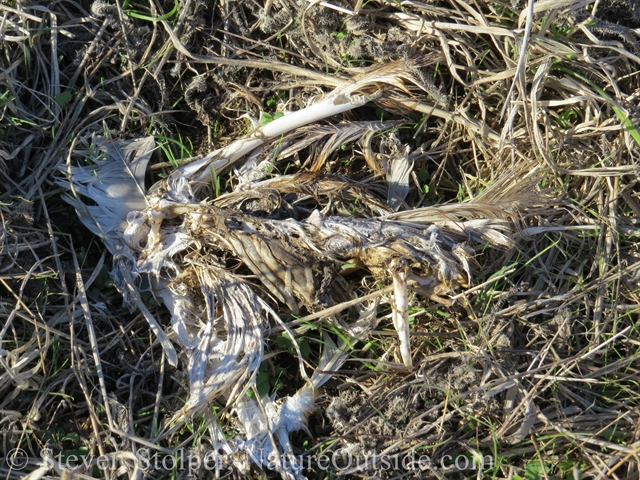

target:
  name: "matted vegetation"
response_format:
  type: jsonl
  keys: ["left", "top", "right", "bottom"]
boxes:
{"left": 1, "top": 0, "right": 639, "bottom": 479}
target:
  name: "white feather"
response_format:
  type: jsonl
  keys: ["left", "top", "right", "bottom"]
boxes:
{"left": 233, "top": 335, "right": 349, "bottom": 479}
{"left": 58, "top": 136, "right": 154, "bottom": 244}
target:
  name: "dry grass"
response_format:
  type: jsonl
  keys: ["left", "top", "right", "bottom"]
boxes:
{"left": 1, "top": 0, "right": 640, "bottom": 478}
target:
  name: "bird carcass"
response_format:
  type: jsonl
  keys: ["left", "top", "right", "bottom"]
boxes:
{"left": 59, "top": 60, "right": 533, "bottom": 478}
